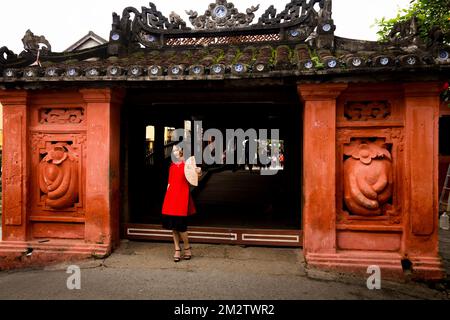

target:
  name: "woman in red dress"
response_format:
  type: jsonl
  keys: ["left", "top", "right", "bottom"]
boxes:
{"left": 162, "top": 145, "right": 201, "bottom": 262}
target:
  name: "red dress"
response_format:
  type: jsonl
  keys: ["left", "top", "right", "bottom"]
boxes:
{"left": 162, "top": 161, "right": 196, "bottom": 217}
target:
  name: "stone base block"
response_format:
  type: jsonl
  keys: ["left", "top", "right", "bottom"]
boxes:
{"left": 306, "top": 251, "right": 445, "bottom": 282}
{"left": 0, "top": 240, "right": 110, "bottom": 270}
{"left": 409, "top": 256, "right": 446, "bottom": 281}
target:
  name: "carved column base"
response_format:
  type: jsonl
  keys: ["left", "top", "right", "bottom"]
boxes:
{"left": 305, "top": 251, "right": 445, "bottom": 281}
{"left": 306, "top": 251, "right": 404, "bottom": 281}
{"left": 0, "top": 240, "right": 110, "bottom": 271}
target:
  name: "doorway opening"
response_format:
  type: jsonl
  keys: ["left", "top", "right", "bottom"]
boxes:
{"left": 121, "top": 84, "right": 303, "bottom": 246}
{"left": 439, "top": 115, "right": 450, "bottom": 212}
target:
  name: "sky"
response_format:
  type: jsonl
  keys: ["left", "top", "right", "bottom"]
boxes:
{"left": 0, "top": 0, "right": 413, "bottom": 53}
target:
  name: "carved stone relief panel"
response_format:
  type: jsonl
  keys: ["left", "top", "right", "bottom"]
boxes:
{"left": 343, "top": 138, "right": 393, "bottom": 216}
{"left": 337, "top": 128, "right": 404, "bottom": 225}
{"left": 39, "top": 108, "right": 85, "bottom": 125}
{"left": 31, "top": 133, "right": 86, "bottom": 214}
{"left": 39, "top": 143, "right": 79, "bottom": 210}
{"left": 344, "top": 101, "right": 391, "bottom": 121}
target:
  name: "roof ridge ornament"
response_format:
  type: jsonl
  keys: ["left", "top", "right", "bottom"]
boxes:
{"left": 0, "top": 47, "right": 17, "bottom": 64}
{"left": 21, "top": 29, "right": 52, "bottom": 54}
{"left": 16, "top": 29, "right": 52, "bottom": 64}
{"left": 258, "top": 0, "right": 325, "bottom": 25}
{"left": 185, "top": 0, "right": 260, "bottom": 29}
{"left": 119, "top": 2, "right": 190, "bottom": 32}
{"left": 106, "top": 0, "right": 336, "bottom": 53}
{"left": 387, "top": 15, "right": 446, "bottom": 52}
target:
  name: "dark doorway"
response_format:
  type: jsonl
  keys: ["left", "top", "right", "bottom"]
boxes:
{"left": 121, "top": 82, "right": 302, "bottom": 246}
{"left": 439, "top": 116, "right": 450, "bottom": 211}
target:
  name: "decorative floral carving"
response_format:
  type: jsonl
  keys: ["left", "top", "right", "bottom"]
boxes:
{"left": 39, "top": 143, "right": 79, "bottom": 210}
{"left": 258, "top": 5, "right": 278, "bottom": 25}
{"left": 343, "top": 139, "right": 393, "bottom": 216}
{"left": 168, "top": 11, "right": 188, "bottom": 30}
{"left": 344, "top": 101, "right": 391, "bottom": 121}
{"left": 186, "top": 0, "right": 260, "bottom": 29}
{"left": 106, "top": 0, "right": 334, "bottom": 49}
{"left": 39, "top": 108, "right": 85, "bottom": 125}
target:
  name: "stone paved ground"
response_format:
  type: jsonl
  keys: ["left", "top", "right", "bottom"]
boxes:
{"left": 0, "top": 197, "right": 449, "bottom": 300}
{"left": 0, "top": 237, "right": 449, "bottom": 300}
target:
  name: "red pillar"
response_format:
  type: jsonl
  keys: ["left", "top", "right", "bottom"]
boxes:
{"left": 298, "top": 82, "right": 444, "bottom": 281}
{"left": 298, "top": 83, "right": 348, "bottom": 255}
{"left": 80, "top": 89, "right": 124, "bottom": 249}
{"left": 0, "top": 91, "right": 29, "bottom": 241}
{"left": 0, "top": 88, "right": 124, "bottom": 270}
{"left": 403, "top": 82, "right": 444, "bottom": 280}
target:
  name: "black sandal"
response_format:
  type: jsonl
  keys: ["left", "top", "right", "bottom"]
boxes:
{"left": 183, "top": 247, "right": 192, "bottom": 260}
{"left": 174, "top": 249, "right": 181, "bottom": 262}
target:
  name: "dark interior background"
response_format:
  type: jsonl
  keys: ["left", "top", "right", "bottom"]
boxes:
{"left": 121, "top": 82, "right": 302, "bottom": 230}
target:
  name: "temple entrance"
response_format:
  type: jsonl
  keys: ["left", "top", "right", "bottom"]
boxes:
{"left": 121, "top": 82, "right": 303, "bottom": 246}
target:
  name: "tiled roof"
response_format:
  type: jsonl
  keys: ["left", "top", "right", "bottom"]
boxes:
{"left": 0, "top": 0, "right": 449, "bottom": 84}
{"left": 2, "top": 41, "right": 449, "bottom": 83}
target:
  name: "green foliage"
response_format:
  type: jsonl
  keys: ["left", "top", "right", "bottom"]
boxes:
{"left": 308, "top": 48, "right": 325, "bottom": 69}
{"left": 375, "top": 0, "right": 450, "bottom": 44}
{"left": 213, "top": 49, "right": 225, "bottom": 64}
{"left": 269, "top": 48, "right": 277, "bottom": 65}
{"left": 311, "top": 56, "right": 324, "bottom": 69}
{"left": 288, "top": 47, "right": 295, "bottom": 62}
{"left": 231, "top": 48, "right": 242, "bottom": 64}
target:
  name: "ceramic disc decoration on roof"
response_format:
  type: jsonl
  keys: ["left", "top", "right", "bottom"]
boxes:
{"left": 185, "top": 156, "right": 199, "bottom": 187}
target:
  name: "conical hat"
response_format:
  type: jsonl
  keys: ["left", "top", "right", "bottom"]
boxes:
{"left": 184, "top": 156, "right": 199, "bottom": 187}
